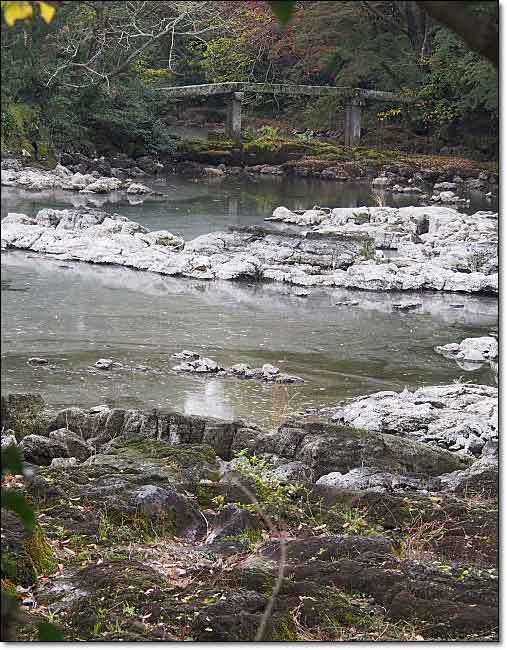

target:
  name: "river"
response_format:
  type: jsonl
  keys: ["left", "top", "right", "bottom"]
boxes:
{"left": 1, "top": 175, "right": 498, "bottom": 427}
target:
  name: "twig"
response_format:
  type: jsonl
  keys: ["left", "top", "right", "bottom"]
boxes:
{"left": 229, "top": 479, "right": 287, "bottom": 642}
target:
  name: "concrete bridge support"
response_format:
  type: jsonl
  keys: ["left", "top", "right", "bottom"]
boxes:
{"left": 226, "top": 92, "right": 243, "bottom": 141}
{"left": 344, "top": 98, "right": 363, "bottom": 147}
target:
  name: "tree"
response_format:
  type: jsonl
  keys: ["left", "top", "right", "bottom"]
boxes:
{"left": 268, "top": 0, "right": 499, "bottom": 67}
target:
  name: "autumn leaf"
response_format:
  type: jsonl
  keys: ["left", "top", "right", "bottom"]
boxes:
{"left": 1, "top": 0, "right": 56, "bottom": 26}
{"left": 1, "top": 1, "right": 33, "bottom": 26}
{"left": 37, "top": 1, "right": 55, "bottom": 23}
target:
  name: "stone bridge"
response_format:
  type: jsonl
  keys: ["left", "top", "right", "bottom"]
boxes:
{"left": 158, "top": 82, "right": 416, "bottom": 146}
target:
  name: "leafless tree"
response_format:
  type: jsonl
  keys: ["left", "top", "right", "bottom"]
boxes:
{"left": 43, "top": 1, "right": 240, "bottom": 89}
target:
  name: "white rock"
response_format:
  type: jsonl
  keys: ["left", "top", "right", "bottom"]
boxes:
{"left": 126, "top": 183, "right": 152, "bottom": 194}
{"left": 94, "top": 358, "right": 114, "bottom": 370}
{"left": 83, "top": 177, "right": 123, "bottom": 193}
{"left": 436, "top": 336, "right": 498, "bottom": 363}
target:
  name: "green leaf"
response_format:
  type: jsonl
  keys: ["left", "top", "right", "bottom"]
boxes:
{"left": 1, "top": 489, "right": 36, "bottom": 530}
{"left": 1, "top": 446, "right": 23, "bottom": 477}
{"left": 268, "top": 1, "right": 295, "bottom": 26}
{"left": 38, "top": 621, "right": 64, "bottom": 641}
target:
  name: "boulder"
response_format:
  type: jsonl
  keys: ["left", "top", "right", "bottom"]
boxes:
{"left": 206, "top": 504, "right": 261, "bottom": 544}
{"left": 50, "top": 457, "right": 78, "bottom": 469}
{"left": 48, "top": 428, "right": 93, "bottom": 460}
{"left": 20, "top": 434, "right": 68, "bottom": 465}
{"left": 248, "top": 420, "right": 469, "bottom": 479}
{"left": 438, "top": 456, "right": 498, "bottom": 498}
{"left": 82, "top": 178, "right": 123, "bottom": 193}
{"left": 271, "top": 461, "right": 313, "bottom": 484}
{"left": 371, "top": 177, "right": 391, "bottom": 188}
{"left": 2, "top": 205, "right": 497, "bottom": 294}
{"left": 94, "top": 358, "right": 114, "bottom": 370}
{"left": 126, "top": 183, "right": 152, "bottom": 195}
{"left": 315, "top": 467, "right": 439, "bottom": 493}
{"left": 329, "top": 383, "right": 497, "bottom": 456}
{"left": 435, "top": 336, "right": 498, "bottom": 363}
{"left": 1, "top": 433, "right": 18, "bottom": 450}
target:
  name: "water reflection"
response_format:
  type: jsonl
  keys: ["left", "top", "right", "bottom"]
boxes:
{"left": 184, "top": 380, "right": 235, "bottom": 421}
{"left": 2, "top": 175, "right": 497, "bottom": 243}
{"left": 1, "top": 250, "right": 497, "bottom": 424}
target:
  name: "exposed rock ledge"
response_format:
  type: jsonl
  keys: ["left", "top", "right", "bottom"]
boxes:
{"left": 1, "top": 206, "right": 498, "bottom": 294}
{"left": 1, "top": 390, "right": 497, "bottom": 640}
{"left": 1, "top": 162, "right": 155, "bottom": 194}
{"left": 323, "top": 383, "right": 497, "bottom": 456}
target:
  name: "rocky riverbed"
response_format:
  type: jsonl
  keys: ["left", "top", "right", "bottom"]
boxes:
{"left": 1, "top": 203, "right": 498, "bottom": 294}
{"left": 0, "top": 148, "right": 499, "bottom": 641}
{"left": 0, "top": 385, "right": 498, "bottom": 641}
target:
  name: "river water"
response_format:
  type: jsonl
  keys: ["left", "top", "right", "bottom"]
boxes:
{"left": 1, "top": 176, "right": 498, "bottom": 426}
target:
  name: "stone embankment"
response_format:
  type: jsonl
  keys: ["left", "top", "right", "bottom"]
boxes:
{"left": 0, "top": 387, "right": 498, "bottom": 641}
{"left": 1, "top": 204, "right": 498, "bottom": 294}
{"left": 1, "top": 150, "right": 498, "bottom": 201}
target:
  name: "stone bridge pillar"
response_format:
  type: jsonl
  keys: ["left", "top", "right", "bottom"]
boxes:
{"left": 226, "top": 92, "right": 243, "bottom": 141}
{"left": 344, "top": 98, "right": 363, "bottom": 147}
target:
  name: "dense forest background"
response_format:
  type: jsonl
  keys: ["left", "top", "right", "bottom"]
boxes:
{"left": 1, "top": 1, "right": 499, "bottom": 160}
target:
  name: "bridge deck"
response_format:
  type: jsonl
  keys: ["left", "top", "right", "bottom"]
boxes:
{"left": 157, "top": 82, "right": 415, "bottom": 104}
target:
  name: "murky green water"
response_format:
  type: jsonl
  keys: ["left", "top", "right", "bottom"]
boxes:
{"left": 1, "top": 176, "right": 498, "bottom": 425}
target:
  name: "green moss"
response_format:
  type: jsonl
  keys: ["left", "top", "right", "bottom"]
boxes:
{"left": 97, "top": 506, "right": 176, "bottom": 543}
{"left": 222, "top": 528, "right": 263, "bottom": 547}
{"left": 24, "top": 526, "right": 58, "bottom": 576}
{"left": 271, "top": 615, "right": 300, "bottom": 641}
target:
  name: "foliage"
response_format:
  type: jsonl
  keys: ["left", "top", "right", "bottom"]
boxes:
{"left": 202, "top": 37, "right": 251, "bottom": 83}
{"left": 1, "top": 447, "right": 34, "bottom": 530}
{"left": 232, "top": 449, "right": 300, "bottom": 523}
{"left": 1, "top": 1, "right": 55, "bottom": 27}
{"left": 1, "top": 446, "right": 63, "bottom": 641}
{"left": 0, "top": 0, "right": 498, "bottom": 159}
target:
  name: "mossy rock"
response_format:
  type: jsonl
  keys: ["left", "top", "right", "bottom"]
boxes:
{"left": 1, "top": 393, "right": 45, "bottom": 439}
{"left": 64, "top": 560, "right": 169, "bottom": 635}
{"left": 1, "top": 512, "right": 56, "bottom": 586}
{"left": 107, "top": 438, "right": 220, "bottom": 482}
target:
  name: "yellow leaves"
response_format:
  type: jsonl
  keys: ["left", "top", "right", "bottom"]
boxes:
{"left": 1, "top": 0, "right": 56, "bottom": 27}
{"left": 38, "top": 1, "right": 55, "bottom": 23}
{"left": 2, "top": 1, "right": 33, "bottom": 26}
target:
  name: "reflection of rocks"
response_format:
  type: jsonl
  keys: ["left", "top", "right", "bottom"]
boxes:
{"left": 326, "top": 383, "right": 497, "bottom": 456}
{"left": 392, "top": 301, "right": 422, "bottom": 311}
{"left": 172, "top": 352, "right": 304, "bottom": 384}
{"left": 2, "top": 249, "right": 498, "bottom": 331}
{"left": 27, "top": 357, "right": 49, "bottom": 365}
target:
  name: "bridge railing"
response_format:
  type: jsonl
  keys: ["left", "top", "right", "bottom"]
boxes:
{"left": 156, "top": 82, "right": 416, "bottom": 145}
{"left": 156, "top": 81, "right": 416, "bottom": 104}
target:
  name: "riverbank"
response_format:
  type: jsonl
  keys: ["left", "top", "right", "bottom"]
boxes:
{"left": 2, "top": 131, "right": 498, "bottom": 197}
{"left": 1, "top": 384, "right": 498, "bottom": 641}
